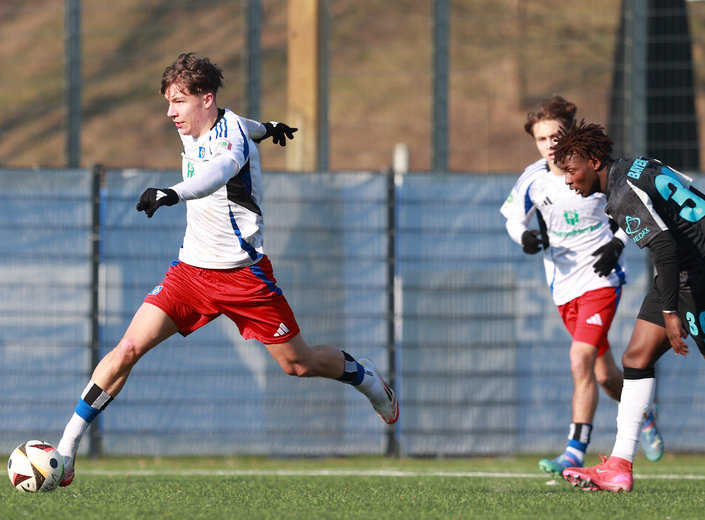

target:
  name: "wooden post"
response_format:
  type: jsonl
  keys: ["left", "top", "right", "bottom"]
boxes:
{"left": 287, "top": 0, "right": 320, "bottom": 171}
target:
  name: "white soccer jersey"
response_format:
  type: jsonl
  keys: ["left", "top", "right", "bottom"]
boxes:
{"left": 500, "top": 158, "right": 629, "bottom": 306}
{"left": 169, "top": 109, "right": 267, "bottom": 269}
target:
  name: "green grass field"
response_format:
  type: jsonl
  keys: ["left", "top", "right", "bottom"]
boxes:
{"left": 3, "top": 453, "right": 705, "bottom": 520}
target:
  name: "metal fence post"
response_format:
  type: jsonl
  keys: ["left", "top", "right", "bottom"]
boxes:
{"left": 88, "top": 164, "right": 104, "bottom": 459}
{"left": 386, "top": 169, "right": 399, "bottom": 457}
{"left": 64, "top": 0, "right": 81, "bottom": 168}
{"left": 432, "top": 0, "right": 449, "bottom": 173}
{"left": 243, "top": 0, "right": 262, "bottom": 122}
{"left": 386, "top": 145, "right": 408, "bottom": 457}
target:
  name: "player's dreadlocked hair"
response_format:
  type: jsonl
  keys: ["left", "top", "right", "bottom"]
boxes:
{"left": 523, "top": 94, "right": 577, "bottom": 135}
{"left": 161, "top": 53, "right": 224, "bottom": 96}
{"left": 553, "top": 119, "right": 614, "bottom": 165}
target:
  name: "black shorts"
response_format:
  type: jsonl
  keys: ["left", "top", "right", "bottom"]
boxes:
{"left": 638, "top": 278, "right": 705, "bottom": 355}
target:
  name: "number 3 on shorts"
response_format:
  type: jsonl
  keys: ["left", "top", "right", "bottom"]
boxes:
{"left": 687, "top": 311, "right": 702, "bottom": 336}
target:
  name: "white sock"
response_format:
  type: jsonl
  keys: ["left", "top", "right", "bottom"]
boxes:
{"left": 356, "top": 366, "right": 376, "bottom": 394}
{"left": 57, "top": 412, "right": 90, "bottom": 458}
{"left": 611, "top": 377, "right": 655, "bottom": 462}
{"left": 354, "top": 363, "right": 387, "bottom": 402}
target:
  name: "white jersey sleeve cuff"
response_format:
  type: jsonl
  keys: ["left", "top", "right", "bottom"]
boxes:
{"left": 614, "top": 227, "right": 629, "bottom": 246}
{"left": 505, "top": 219, "right": 527, "bottom": 245}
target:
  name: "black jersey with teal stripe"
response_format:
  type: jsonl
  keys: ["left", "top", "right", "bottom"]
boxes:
{"left": 604, "top": 157, "right": 705, "bottom": 278}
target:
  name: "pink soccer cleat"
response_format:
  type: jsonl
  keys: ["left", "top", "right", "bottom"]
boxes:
{"left": 564, "top": 455, "right": 633, "bottom": 492}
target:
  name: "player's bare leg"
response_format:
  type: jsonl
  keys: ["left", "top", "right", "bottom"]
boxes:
{"left": 92, "top": 303, "right": 180, "bottom": 396}
{"left": 265, "top": 333, "right": 346, "bottom": 378}
{"left": 265, "top": 333, "right": 398, "bottom": 424}
{"left": 57, "top": 303, "right": 179, "bottom": 486}
{"left": 594, "top": 349, "right": 622, "bottom": 401}
{"left": 622, "top": 319, "right": 672, "bottom": 369}
{"left": 570, "top": 341, "right": 600, "bottom": 423}
{"left": 539, "top": 341, "right": 598, "bottom": 478}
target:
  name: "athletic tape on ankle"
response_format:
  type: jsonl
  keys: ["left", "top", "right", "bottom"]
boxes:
{"left": 338, "top": 351, "right": 364, "bottom": 385}
{"left": 81, "top": 381, "right": 114, "bottom": 411}
{"left": 569, "top": 423, "right": 592, "bottom": 444}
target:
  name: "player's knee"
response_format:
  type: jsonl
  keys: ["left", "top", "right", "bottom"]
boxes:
{"left": 570, "top": 355, "right": 593, "bottom": 381}
{"left": 112, "top": 337, "right": 143, "bottom": 368}
{"left": 621, "top": 349, "right": 647, "bottom": 369}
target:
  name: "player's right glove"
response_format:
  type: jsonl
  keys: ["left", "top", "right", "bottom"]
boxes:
{"left": 592, "top": 236, "right": 625, "bottom": 277}
{"left": 136, "top": 188, "right": 179, "bottom": 218}
{"left": 253, "top": 122, "right": 298, "bottom": 146}
{"left": 521, "top": 229, "right": 544, "bottom": 255}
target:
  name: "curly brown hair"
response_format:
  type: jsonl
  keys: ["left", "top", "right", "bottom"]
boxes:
{"left": 553, "top": 119, "right": 614, "bottom": 165}
{"left": 161, "top": 53, "right": 224, "bottom": 96}
{"left": 523, "top": 94, "right": 577, "bottom": 135}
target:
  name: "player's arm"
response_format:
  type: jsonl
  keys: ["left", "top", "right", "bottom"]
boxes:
{"left": 502, "top": 204, "right": 544, "bottom": 255}
{"left": 137, "top": 149, "right": 241, "bottom": 218}
{"left": 242, "top": 118, "right": 297, "bottom": 146}
{"left": 500, "top": 180, "right": 544, "bottom": 254}
{"left": 647, "top": 231, "right": 689, "bottom": 355}
{"left": 506, "top": 219, "right": 544, "bottom": 255}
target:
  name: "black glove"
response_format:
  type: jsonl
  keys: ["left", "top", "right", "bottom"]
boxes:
{"left": 592, "top": 237, "right": 625, "bottom": 277}
{"left": 135, "top": 188, "right": 179, "bottom": 218}
{"left": 253, "top": 122, "right": 298, "bottom": 146}
{"left": 521, "top": 230, "right": 544, "bottom": 254}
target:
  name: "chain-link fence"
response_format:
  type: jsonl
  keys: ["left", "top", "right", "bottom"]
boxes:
{"left": 3, "top": 168, "right": 705, "bottom": 457}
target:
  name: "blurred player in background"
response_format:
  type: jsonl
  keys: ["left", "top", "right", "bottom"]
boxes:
{"left": 500, "top": 95, "right": 662, "bottom": 479}
{"left": 557, "top": 121, "right": 705, "bottom": 492}
{"left": 55, "top": 53, "right": 398, "bottom": 486}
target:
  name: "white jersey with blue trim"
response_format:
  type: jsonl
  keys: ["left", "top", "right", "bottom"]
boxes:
{"left": 172, "top": 109, "right": 266, "bottom": 269}
{"left": 500, "top": 158, "right": 629, "bottom": 306}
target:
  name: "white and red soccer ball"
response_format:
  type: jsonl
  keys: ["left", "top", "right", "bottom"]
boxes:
{"left": 7, "top": 440, "right": 64, "bottom": 492}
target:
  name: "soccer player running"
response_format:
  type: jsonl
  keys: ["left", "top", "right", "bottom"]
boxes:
{"left": 501, "top": 95, "right": 663, "bottom": 479}
{"left": 55, "top": 53, "right": 398, "bottom": 486}
{"left": 556, "top": 120, "right": 704, "bottom": 492}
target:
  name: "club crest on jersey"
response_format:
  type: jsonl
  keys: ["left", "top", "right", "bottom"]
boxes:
{"left": 199, "top": 146, "right": 206, "bottom": 159}
{"left": 149, "top": 285, "right": 163, "bottom": 296}
{"left": 563, "top": 210, "right": 579, "bottom": 226}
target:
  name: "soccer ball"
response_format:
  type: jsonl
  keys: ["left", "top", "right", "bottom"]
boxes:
{"left": 7, "top": 440, "right": 64, "bottom": 492}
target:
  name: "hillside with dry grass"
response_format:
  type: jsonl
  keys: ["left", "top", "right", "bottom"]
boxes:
{"left": 2, "top": 0, "right": 702, "bottom": 173}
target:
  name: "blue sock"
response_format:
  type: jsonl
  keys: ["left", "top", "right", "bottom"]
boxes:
{"left": 75, "top": 398, "right": 101, "bottom": 423}
{"left": 563, "top": 423, "right": 592, "bottom": 465}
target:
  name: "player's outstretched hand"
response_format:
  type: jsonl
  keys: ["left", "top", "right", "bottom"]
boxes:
{"left": 521, "top": 230, "right": 543, "bottom": 254}
{"left": 592, "top": 237, "right": 625, "bottom": 277}
{"left": 136, "top": 188, "right": 179, "bottom": 218}
{"left": 253, "top": 122, "right": 298, "bottom": 146}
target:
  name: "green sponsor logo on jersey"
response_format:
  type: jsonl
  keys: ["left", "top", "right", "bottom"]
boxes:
{"left": 564, "top": 210, "right": 579, "bottom": 226}
{"left": 187, "top": 161, "right": 195, "bottom": 178}
{"left": 505, "top": 193, "right": 514, "bottom": 204}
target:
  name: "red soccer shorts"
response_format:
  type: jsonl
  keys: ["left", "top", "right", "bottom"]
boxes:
{"left": 557, "top": 286, "right": 621, "bottom": 357}
{"left": 144, "top": 255, "right": 300, "bottom": 344}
